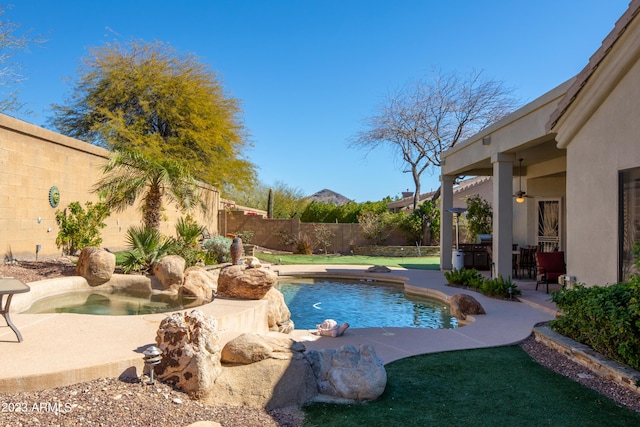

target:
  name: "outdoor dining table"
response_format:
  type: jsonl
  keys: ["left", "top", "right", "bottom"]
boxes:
{"left": 0, "top": 277, "right": 30, "bottom": 342}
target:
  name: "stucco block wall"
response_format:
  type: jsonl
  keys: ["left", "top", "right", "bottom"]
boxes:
{"left": 566, "top": 59, "right": 640, "bottom": 285}
{"left": 0, "top": 114, "right": 219, "bottom": 260}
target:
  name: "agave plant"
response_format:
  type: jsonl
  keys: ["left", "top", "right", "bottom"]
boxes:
{"left": 121, "top": 225, "right": 176, "bottom": 273}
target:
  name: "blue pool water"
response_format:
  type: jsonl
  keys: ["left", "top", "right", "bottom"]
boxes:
{"left": 274, "top": 278, "right": 458, "bottom": 330}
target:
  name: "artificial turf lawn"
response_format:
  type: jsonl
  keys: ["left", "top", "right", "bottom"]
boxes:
{"left": 256, "top": 253, "right": 440, "bottom": 270}
{"left": 302, "top": 345, "right": 640, "bottom": 427}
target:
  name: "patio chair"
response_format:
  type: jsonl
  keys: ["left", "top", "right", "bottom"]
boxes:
{"left": 516, "top": 247, "right": 537, "bottom": 279}
{"left": 535, "top": 251, "right": 566, "bottom": 293}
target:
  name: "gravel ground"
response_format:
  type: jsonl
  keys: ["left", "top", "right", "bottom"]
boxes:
{"left": 1, "top": 259, "right": 638, "bottom": 426}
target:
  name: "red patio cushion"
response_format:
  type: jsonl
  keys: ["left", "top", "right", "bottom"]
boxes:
{"left": 536, "top": 251, "right": 566, "bottom": 281}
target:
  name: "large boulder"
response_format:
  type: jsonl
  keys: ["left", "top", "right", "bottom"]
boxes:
{"left": 180, "top": 266, "right": 216, "bottom": 302}
{"left": 307, "top": 344, "right": 387, "bottom": 401}
{"left": 76, "top": 246, "right": 116, "bottom": 286}
{"left": 262, "top": 287, "right": 293, "bottom": 333}
{"left": 449, "top": 293, "right": 486, "bottom": 320}
{"left": 152, "top": 255, "right": 186, "bottom": 290}
{"left": 216, "top": 265, "right": 277, "bottom": 299}
{"left": 209, "top": 334, "right": 317, "bottom": 409}
{"left": 154, "top": 310, "right": 221, "bottom": 398}
{"left": 220, "top": 333, "right": 306, "bottom": 364}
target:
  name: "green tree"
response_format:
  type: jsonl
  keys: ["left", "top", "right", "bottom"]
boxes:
{"left": 223, "top": 180, "right": 307, "bottom": 219}
{"left": 50, "top": 39, "right": 256, "bottom": 191}
{"left": 465, "top": 195, "right": 492, "bottom": 242}
{"left": 300, "top": 198, "right": 391, "bottom": 223}
{"left": 93, "top": 149, "right": 204, "bottom": 231}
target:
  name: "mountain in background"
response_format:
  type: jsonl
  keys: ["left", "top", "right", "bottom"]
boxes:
{"left": 306, "top": 189, "right": 352, "bottom": 205}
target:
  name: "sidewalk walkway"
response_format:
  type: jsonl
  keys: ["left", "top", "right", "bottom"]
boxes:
{"left": 0, "top": 265, "right": 556, "bottom": 392}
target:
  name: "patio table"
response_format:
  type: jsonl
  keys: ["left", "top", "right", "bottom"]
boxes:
{"left": 0, "top": 278, "right": 30, "bottom": 342}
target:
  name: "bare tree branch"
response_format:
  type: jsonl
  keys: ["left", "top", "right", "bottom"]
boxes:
{"left": 0, "top": 5, "right": 46, "bottom": 113}
{"left": 350, "top": 68, "right": 519, "bottom": 210}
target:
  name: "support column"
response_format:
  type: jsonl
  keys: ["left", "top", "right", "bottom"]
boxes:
{"left": 492, "top": 153, "right": 515, "bottom": 279}
{"left": 440, "top": 175, "right": 455, "bottom": 270}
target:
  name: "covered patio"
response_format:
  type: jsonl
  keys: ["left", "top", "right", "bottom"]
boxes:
{"left": 439, "top": 79, "right": 571, "bottom": 282}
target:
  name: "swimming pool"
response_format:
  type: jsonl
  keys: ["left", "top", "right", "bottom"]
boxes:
{"left": 274, "top": 278, "right": 458, "bottom": 329}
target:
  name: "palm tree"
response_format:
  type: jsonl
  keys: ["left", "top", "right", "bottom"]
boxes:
{"left": 93, "top": 149, "right": 204, "bottom": 231}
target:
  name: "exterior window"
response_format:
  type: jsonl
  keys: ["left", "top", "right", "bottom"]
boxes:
{"left": 620, "top": 168, "right": 640, "bottom": 281}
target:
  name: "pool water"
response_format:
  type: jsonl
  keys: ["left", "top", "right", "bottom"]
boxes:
{"left": 23, "top": 289, "right": 203, "bottom": 316}
{"left": 274, "top": 278, "right": 458, "bottom": 329}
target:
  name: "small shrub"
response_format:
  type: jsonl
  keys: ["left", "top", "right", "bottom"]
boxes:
{"left": 55, "top": 201, "right": 110, "bottom": 255}
{"left": 233, "top": 230, "right": 254, "bottom": 244}
{"left": 551, "top": 278, "right": 640, "bottom": 370}
{"left": 444, "top": 268, "right": 484, "bottom": 288}
{"left": 312, "top": 224, "right": 335, "bottom": 254}
{"left": 274, "top": 230, "right": 297, "bottom": 248}
{"left": 202, "top": 235, "right": 233, "bottom": 264}
{"left": 445, "top": 269, "right": 518, "bottom": 299}
{"left": 121, "top": 226, "right": 176, "bottom": 273}
{"left": 174, "top": 216, "right": 206, "bottom": 267}
{"left": 295, "top": 233, "right": 313, "bottom": 255}
{"left": 480, "top": 275, "right": 520, "bottom": 298}
{"left": 175, "top": 216, "right": 205, "bottom": 247}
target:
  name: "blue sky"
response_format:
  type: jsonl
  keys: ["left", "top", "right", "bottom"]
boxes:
{"left": 6, "top": 0, "right": 631, "bottom": 202}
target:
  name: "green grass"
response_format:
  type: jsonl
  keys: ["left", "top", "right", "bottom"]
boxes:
{"left": 256, "top": 253, "right": 440, "bottom": 270}
{"left": 303, "top": 345, "right": 640, "bottom": 426}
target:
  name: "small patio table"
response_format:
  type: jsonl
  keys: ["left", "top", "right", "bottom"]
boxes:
{"left": 0, "top": 278, "right": 30, "bottom": 342}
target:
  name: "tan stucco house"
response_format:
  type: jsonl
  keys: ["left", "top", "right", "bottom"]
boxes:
{"left": 440, "top": 0, "right": 640, "bottom": 286}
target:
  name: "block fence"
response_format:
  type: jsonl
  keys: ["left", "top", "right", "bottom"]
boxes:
{"left": 0, "top": 113, "right": 220, "bottom": 260}
{"left": 219, "top": 210, "right": 416, "bottom": 254}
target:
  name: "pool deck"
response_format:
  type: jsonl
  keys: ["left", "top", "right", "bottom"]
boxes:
{"left": 0, "top": 265, "right": 558, "bottom": 393}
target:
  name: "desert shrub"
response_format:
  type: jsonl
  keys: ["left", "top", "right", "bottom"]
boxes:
{"left": 444, "top": 268, "right": 484, "bottom": 288}
{"left": 233, "top": 230, "right": 255, "bottom": 244}
{"left": 479, "top": 275, "right": 520, "bottom": 298}
{"left": 175, "top": 216, "right": 205, "bottom": 247}
{"left": 295, "top": 233, "right": 313, "bottom": 254}
{"left": 121, "top": 226, "right": 176, "bottom": 273}
{"left": 274, "top": 230, "right": 297, "bottom": 248}
{"left": 55, "top": 201, "right": 110, "bottom": 255}
{"left": 312, "top": 224, "right": 335, "bottom": 254}
{"left": 550, "top": 279, "right": 640, "bottom": 370}
{"left": 202, "top": 235, "right": 233, "bottom": 264}
{"left": 445, "top": 269, "right": 519, "bottom": 299}
{"left": 358, "top": 211, "right": 395, "bottom": 244}
{"left": 173, "top": 216, "right": 207, "bottom": 267}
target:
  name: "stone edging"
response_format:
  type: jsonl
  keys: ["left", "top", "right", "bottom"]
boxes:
{"left": 533, "top": 325, "right": 640, "bottom": 393}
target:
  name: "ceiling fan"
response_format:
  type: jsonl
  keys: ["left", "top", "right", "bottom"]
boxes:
{"left": 513, "top": 158, "right": 532, "bottom": 203}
